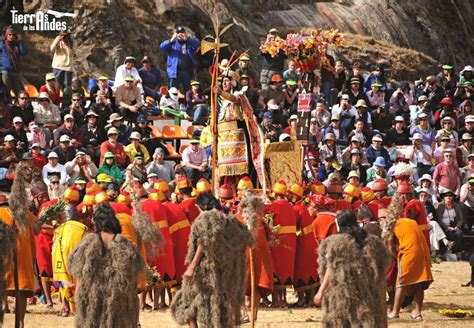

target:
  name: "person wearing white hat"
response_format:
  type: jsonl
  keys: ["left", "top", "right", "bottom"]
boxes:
{"left": 457, "top": 133, "right": 473, "bottom": 167}
{"left": 104, "top": 113, "right": 132, "bottom": 146}
{"left": 410, "top": 111, "right": 436, "bottom": 149}
{"left": 0, "top": 135, "right": 18, "bottom": 168}
{"left": 416, "top": 174, "right": 438, "bottom": 205}
{"left": 459, "top": 114, "right": 474, "bottom": 141}
{"left": 433, "top": 148, "right": 461, "bottom": 197}
{"left": 5, "top": 116, "right": 28, "bottom": 152}
{"left": 33, "top": 91, "right": 61, "bottom": 144}
{"left": 283, "top": 114, "right": 298, "bottom": 136}
{"left": 42, "top": 151, "right": 68, "bottom": 186}
{"left": 406, "top": 132, "right": 434, "bottom": 180}
{"left": 324, "top": 113, "right": 349, "bottom": 147}
{"left": 459, "top": 65, "right": 473, "bottom": 85}
{"left": 385, "top": 115, "right": 410, "bottom": 146}
{"left": 51, "top": 134, "right": 76, "bottom": 165}
{"left": 54, "top": 112, "right": 81, "bottom": 149}
{"left": 331, "top": 94, "right": 357, "bottom": 131}
{"left": 125, "top": 131, "right": 150, "bottom": 164}
{"left": 99, "top": 127, "right": 127, "bottom": 168}
{"left": 160, "top": 86, "right": 185, "bottom": 124}
{"left": 436, "top": 116, "right": 459, "bottom": 149}
{"left": 365, "top": 134, "right": 391, "bottom": 169}
{"left": 115, "top": 74, "right": 144, "bottom": 123}
{"left": 113, "top": 56, "right": 143, "bottom": 93}
{"left": 64, "top": 150, "right": 98, "bottom": 185}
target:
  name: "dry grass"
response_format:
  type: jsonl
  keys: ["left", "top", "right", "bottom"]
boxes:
{"left": 3, "top": 261, "right": 473, "bottom": 327}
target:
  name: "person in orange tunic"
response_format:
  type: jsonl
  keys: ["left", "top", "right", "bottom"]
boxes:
{"left": 267, "top": 179, "right": 296, "bottom": 307}
{"left": 235, "top": 195, "right": 274, "bottom": 322}
{"left": 141, "top": 188, "right": 177, "bottom": 309}
{"left": 403, "top": 198, "right": 430, "bottom": 251}
{"left": 177, "top": 178, "right": 200, "bottom": 224}
{"left": 287, "top": 183, "right": 318, "bottom": 307}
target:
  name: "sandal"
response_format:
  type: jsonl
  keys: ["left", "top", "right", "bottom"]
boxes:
{"left": 239, "top": 315, "right": 250, "bottom": 324}
{"left": 411, "top": 314, "right": 423, "bottom": 321}
{"left": 387, "top": 314, "right": 400, "bottom": 320}
{"left": 461, "top": 281, "right": 472, "bottom": 287}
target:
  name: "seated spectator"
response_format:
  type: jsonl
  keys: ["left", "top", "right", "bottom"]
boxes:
{"left": 331, "top": 94, "right": 356, "bottom": 132}
{"left": 435, "top": 188, "right": 464, "bottom": 254}
{"left": 54, "top": 114, "right": 82, "bottom": 147}
{"left": 283, "top": 80, "right": 299, "bottom": 115}
{"left": 389, "top": 85, "right": 411, "bottom": 116}
{"left": 319, "top": 133, "right": 342, "bottom": 164}
{"left": 436, "top": 116, "right": 458, "bottom": 148}
{"left": 81, "top": 110, "right": 107, "bottom": 165}
{"left": 366, "top": 81, "right": 385, "bottom": 110}
{"left": 160, "top": 87, "right": 184, "bottom": 124}
{"left": 258, "top": 74, "right": 285, "bottom": 115}
{"left": 0, "top": 135, "right": 18, "bottom": 168}
{"left": 90, "top": 76, "right": 115, "bottom": 108}
{"left": 146, "top": 148, "right": 175, "bottom": 183}
{"left": 181, "top": 139, "right": 210, "bottom": 185}
{"left": 7, "top": 116, "right": 28, "bottom": 154}
{"left": 185, "top": 80, "right": 208, "bottom": 125}
{"left": 385, "top": 116, "right": 410, "bottom": 146}
{"left": 61, "top": 80, "right": 86, "bottom": 108}
{"left": 341, "top": 149, "right": 367, "bottom": 185}
{"left": 311, "top": 99, "right": 331, "bottom": 129}
{"left": 324, "top": 114, "right": 348, "bottom": 147}
{"left": 124, "top": 131, "right": 150, "bottom": 164}
{"left": 363, "top": 64, "right": 387, "bottom": 93}
{"left": 283, "top": 114, "right": 297, "bottom": 137}
{"left": 416, "top": 174, "right": 438, "bottom": 205}
{"left": 99, "top": 127, "right": 127, "bottom": 168}
{"left": 240, "top": 74, "right": 259, "bottom": 109}
{"left": 235, "top": 55, "right": 256, "bottom": 88}
{"left": 52, "top": 135, "right": 76, "bottom": 165}
{"left": 159, "top": 26, "right": 200, "bottom": 92}
{"left": 460, "top": 175, "right": 474, "bottom": 231}
{"left": 342, "top": 135, "right": 367, "bottom": 165}
{"left": 260, "top": 112, "right": 281, "bottom": 143}
{"left": 61, "top": 92, "right": 85, "bottom": 126}
{"left": 26, "top": 121, "right": 48, "bottom": 149}
{"left": 410, "top": 112, "right": 436, "bottom": 149}
{"left": 460, "top": 153, "right": 474, "bottom": 185}
{"left": 113, "top": 56, "right": 143, "bottom": 93}
{"left": 372, "top": 102, "right": 393, "bottom": 132}
{"left": 127, "top": 153, "right": 147, "bottom": 184}
{"left": 138, "top": 55, "right": 162, "bottom": 100}
{"left": 50, "top": 30, "right": 74, "bottom": 88}
{"left": 459, "top": 114, "right": 474, "bottom": 140}
{"left": 433, "top": 148, "right": 461, "bottom": 196}
{"left": 89, "top": 90, "right": 114, "bottom": 127}
{"left": 39, "top": 73, "right": 61, "bottom": 106}
{"left": 365, "top": 134, "right": 391, "bottom": 169}
{"left": 366, "top": 156, "right": 388, "bottom": 184}
{"left": 42, "top": 151, "right": 67, "bottom": 186}
{"left": 347, "top": 119, "right": 369, "bottom": 147}
{"left": 317, "top": 156, "right": 335, "bottom": 182}
{"left": 9, "top": 91, "right": 34, "bottom": 125}
{"left": 105, "top": 113, "right": 131, "bottom": 146}
{"left": 30, "top": 143, "right": 47, "bottom": 170}
{"left": 132, "top": 115, "right": 168, "bottom": 156}
{"left": 406, "top": 133, "right": 433, "bottom": 179}
{"left": 422, "top": 75, "right": 444, "bottom": 113}
{"left": 115, "top": 75, "right": 144, "bottom": 123}
{"left": 47, "top": 175, "right": 65, "bottom": 200}
{"left": 434, "top": 135, "right": 451, "bottom": 163}
{"left": 64, "top": 151, "right": 98, "bottom": 185}
{"left": 308, "top": 118, "right": 322, "bottom": 147}
{"left": 457, "top": 133, "right": 473, "bottom": 167}
{"left": 98, "top": 151, "right": 123, "bottom": 185}
{"left": 33, "top": 92, "right": 61, "bottom": 143}
{"left": 283, "top": 60, "right": 300, "bottom": 83}
{"left": 347, "top": 77, "right": 369, "bottom": 106}
{"left": 354, "top": 100, "right": 372, "bottom": 132}
{"left": 267, "top": 98, "right": 287, "bottom": 127}
{"left": 143, "top": 172, "right": 158, "bottom": 193}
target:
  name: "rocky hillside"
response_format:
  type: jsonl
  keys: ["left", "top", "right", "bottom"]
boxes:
{"left": 6, "top": 0, "right": 473, "bottom": 86}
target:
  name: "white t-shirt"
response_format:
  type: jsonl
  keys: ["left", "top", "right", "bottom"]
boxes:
{"left": 441, "top": 208, "right": 456, "bottom": 226}
{"left": 409, "top": 145, "right": 433, "bottom": 167}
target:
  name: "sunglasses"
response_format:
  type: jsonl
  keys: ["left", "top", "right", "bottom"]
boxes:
{"left": 444, "top": 155, "right": 453, "bottom": 157}
{"left": 19, "top": 97, "right": 28, "bottom": 100}
{"left": 14, "top": 122, "right": 22, "bottom": 124}
{"left": 332, "top": 119, "right": 339, "bottom": 122}
{"left": 72, "top": 99, "right": 80, "bottom": 102}
{"left": 108, "top": 133, "right": 118, "bottom": 136}
{"left": 51, "top": 181, "right": 59, "bottom": 184}
{"left": 468, "top": 158, "right": 474, "bottom": 161}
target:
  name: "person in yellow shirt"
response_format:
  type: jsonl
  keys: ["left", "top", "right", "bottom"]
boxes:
{"left": 125, "top": 131, "right": 150, "bottom": 164}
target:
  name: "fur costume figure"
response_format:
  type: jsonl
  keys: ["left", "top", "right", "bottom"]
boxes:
{"left": 0, "top": 220, "right": 15, "bottom": 324}
{"left": 68, "top": 232, "right": 144, "bottom": 328}
{"left": 170, "top": 209, "right": 253, "bottom": 327}
{"left": 10, "top": 164, "right": 30, "bottom": 232}
{"left": 318, "top": 233, "right": 390, "bottom": 328}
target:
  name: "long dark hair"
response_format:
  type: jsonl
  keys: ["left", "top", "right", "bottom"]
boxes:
{"left": 196, "top": 193, "right": 221, "bottom": 211}
{"left": 336, "top": 210, "right": 367, "bottom": 249}
{"left": 93, "top": 202, "right": 122, "bottom": 234}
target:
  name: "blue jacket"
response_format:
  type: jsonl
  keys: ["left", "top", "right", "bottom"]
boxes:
{"left": 160, "top": 37, "right": 200, "bottom": 79}
{"left": 0, "top": 40, "right": 27, "bottom": 71}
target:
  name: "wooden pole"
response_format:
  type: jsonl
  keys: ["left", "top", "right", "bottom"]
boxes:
{"left": 249, "top": 248, "right": 256, "bottom": 328}
{"left": 210, "top": 48, "right": 220, "bottom": 194}
{"left": 13, "top": 249, "right": 20, "bottom": 328}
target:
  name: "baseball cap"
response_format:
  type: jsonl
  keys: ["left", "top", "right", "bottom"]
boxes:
{"left": 59, "top": 135, "right": 71, "bottom": 143}
{"left": 341, "top": 94, "right": 350, "bottom": 100}
{"left": 372, "top": 135, "right": 383, "bottom": 142}
{"left": 189, "top": 139, "right": 200, "bottom": 144}
{"left": 394, "top": 116, "right": 404, "bottom": 122}
{"left": 3, "top": 135, "right": 15, "bottom": 142}
{"left": 124, "top": 75, "right": 134, "bottom": 82}
{"left": 411, "top": 133, "right": 423, "bottom": 141}
{"left": 263, "top": 112, "right": 273, "bottom": 120}
{"left": 154, "top": 148, "right": 164, "bottom": 156}
{"left": 418, "top": 112, "right": 428, "bottom": 119}
{"left": 12, "top": 116, "right": 23, "bottom": 124}
{"left": 176, "top": 26, "right": 186, "bottom": 33}
{"left": 104, "top": 151, "right": 115, "bottom": 159}
{"left": 465, "top": 115, "right": 474, "bottom": 123}
{"left": 48, "top": 152, "right": 58, "bottom": 159}
{"left": 64, "top": 114, "right": 74, "bottom": 121}
{"left": 85, "top": 110, "right": 99, "bottom": 117}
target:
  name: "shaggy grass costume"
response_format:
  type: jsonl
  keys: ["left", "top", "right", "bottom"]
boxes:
{"left": 170, "top": 209, "right": 253, "bottom": 327}
{"left": 68, "top": 233, "right": 144, "bottom": 328}
{"left": 318, "top": 233, "right": 390, "bottom": 328}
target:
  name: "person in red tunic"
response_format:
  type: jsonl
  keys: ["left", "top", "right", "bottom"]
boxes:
{"left": 267, "top": 179, "right": 296, "bottom": 307}
{"left": 150, "top": 188, "right": 192, "bottom": 287}
{"left": 287, "top": 183, "right": 318, "bottom": 307}
{"left": 140, "top": 188, "right": 176, "bottom": 310}
{"left": 236, "top": 195, "right": 274, "bottom": 322}
{"left": 372, "top": 178, "right": 392, "bottom": 208}
{"left": 177, "top": 178, "right": 200, "bottom": 224}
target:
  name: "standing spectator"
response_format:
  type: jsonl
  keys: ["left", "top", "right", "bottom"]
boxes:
{"left": 160, "top": 26, "right": 200, "bottom": 92}
{"left": 42, "top": 151, "right": 67, "bottom": 186}
{"left": 50, "top": 30, "right": 74, "bottom": 88}
{"left": 259, "top": 28, "right": 286, "bottom": 89}
{"left": 0, "top": 26, "right": 26, "bottom": 96}
{"left": 9, "top": 91, "right": 34, "bottom": 125}
{"left": 138, "top": 55, "right": 162, "bottom": 100}
{"left": 81, "top": 110, "right": 106, "bottom": 164}
{"left": 433, "top": 149, "right": 461, "bottom": 196}
{"left": 185, "top": 80, "right": 208, "bottom": 125}
{"left": 182, "top": 139, "right": 210, "bottom": 185}
{"left": 39, "top": 73, "right": 61, "bottom": 106}
{"left": 146, "top": 148, "right": 175, "bottom": 183}
{"left": 333, "top": 61, "right": 347, "bottom": 94}
{"left": 115, "top": 76, "right": 144, "bottom": 123}
{"left": 235, "top": 55, "right": 256, "bottom": 87}
{"left": 99, "top": 127, "right": 127, "bottom": 168}
{"left": 113, "top": 56, "right": 143, "bottom": 93}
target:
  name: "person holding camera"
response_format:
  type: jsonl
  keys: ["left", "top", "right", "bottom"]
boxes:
{"left": 406, "top": 133, "right": 433, "bottom": 180}
{"left": 50, "top": 30, "right": 74, "bottom": 88}
{"left": 160, "top": 26, "right": 200, "bottom": 93}
{"left": 65, "top": 150, "right": 98, "bottom": 185}
{"left": 0, "top": 25, "right": 27, "bottom": 97}
{"left": 6, "top": 116, "right": 28, "bottom": 154}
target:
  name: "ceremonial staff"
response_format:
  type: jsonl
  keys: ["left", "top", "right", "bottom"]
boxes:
{"left": 200, "top": 16, "right": 233, "bottom": 194}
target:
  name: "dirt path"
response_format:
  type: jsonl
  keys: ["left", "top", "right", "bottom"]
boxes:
{"left": 4, "top": 261, "right": 473, "bottom": 327}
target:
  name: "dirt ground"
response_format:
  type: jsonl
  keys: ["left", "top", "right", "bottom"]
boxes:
{"left": 4, "top": 261, "right": 473, "bottom": 327}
